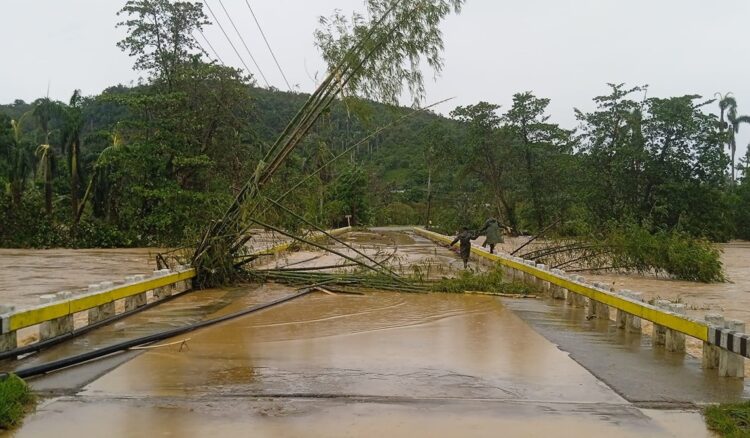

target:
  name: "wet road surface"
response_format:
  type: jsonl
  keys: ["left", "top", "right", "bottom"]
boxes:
{"left": 8, "top": 291, "right": 713, "bottom": 437}
{"left": 502, "top": 298, "right": 750, "bottom": 404}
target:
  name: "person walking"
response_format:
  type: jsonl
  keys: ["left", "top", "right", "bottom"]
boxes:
{"left": 450, "top": 227, "right": 475, "bottom": 269}
{"left": 479, "top": 218, "right": 503, "bottom": 254}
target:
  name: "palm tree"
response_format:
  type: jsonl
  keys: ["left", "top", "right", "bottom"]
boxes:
{"left": 32, "top": 97, "right": 56, "bottom": 144}
{"left": 8, "top": 116, "right": 34, "bottom": 208}
{"left": 31, "top": 98, "right": 60, "bottom": 215}
{"left": 75, "top": 127, "right": 124, "bottom": 226}
{"left": 715, "top": 93, "right": 750, "bottom": 183}
{"left": 715, "top": 92, "right": 733, "bottom": 134}
{"left": 726, "top": 101, "right": 750, "bottom": 183}
{"left": 35, "top": 143, "right": 55, "bottom": 215}
{"left": 61, "top": 90, "right": 84, "bottom": 216}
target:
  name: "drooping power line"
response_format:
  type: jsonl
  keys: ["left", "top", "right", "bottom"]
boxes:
{"left": 202, "top": 0, "right": 268, "bottom": 87}
{"left": 195, "top": 28, "right": 225, "bottom": 65}
{"left": 214, "top": 0, "right": 271, "bottom": 87}
{"left": 243, "top": 0, "right": 292, "bottom": 91}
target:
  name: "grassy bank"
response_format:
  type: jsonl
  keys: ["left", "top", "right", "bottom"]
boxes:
{"left": 705, "top": 401, "right": 750, "bottom": 437}
{"left": 0, "top": 374, "right": 35, "bottom": 430}
{"left": 433, "top": 268, "right": 536, "bottom": 295}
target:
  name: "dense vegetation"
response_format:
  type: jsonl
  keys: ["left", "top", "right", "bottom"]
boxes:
{"left": 1, "top": 0, "right": 748, "bottom": 281}
{"left": 0, "top": 375, "right": 35, "bottom": 430}
{"left": 705, "top": 401, "right": 750, "bottom": 437}
{"left": 4, "top": 85, "right": 748, "bottom": 245}
{"left": 434, "top": 267, "right": 536, "bottom": 295}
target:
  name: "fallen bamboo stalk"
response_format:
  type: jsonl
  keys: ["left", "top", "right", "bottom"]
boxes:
{"left": 510, "top": 218, "right": 562, "bottom": 256}
{"left": 130, "top": 338, "right": 192, "bottom": 351}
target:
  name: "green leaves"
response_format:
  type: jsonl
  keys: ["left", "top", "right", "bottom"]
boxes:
{"left": 315, "top": 0, "right": 464, "bottom": 106}
{"left": 0, "top": 374, "right": 35, "bottom": 430}
{"left": 117, "top": 0, "right": 209, "bottom": 86}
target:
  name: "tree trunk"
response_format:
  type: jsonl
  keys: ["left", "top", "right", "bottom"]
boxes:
{"left": 44, "top": 159, "right": 52, "bottom": 216}
{"left": 11, "top": 180, "right": 22, "bottom": 208}
{"left": 731, "top": 137, "right": 737, "bottom": 183}
{"left": 424, "top": 167, "right": 432, "bottom": 229}
{"left": 71, "top": 139, "right": 79, "bottom": 216}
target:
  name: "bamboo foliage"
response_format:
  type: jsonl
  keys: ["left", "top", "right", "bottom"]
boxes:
{"left": 191, "top": 0, "right": 463, "bottom": 287}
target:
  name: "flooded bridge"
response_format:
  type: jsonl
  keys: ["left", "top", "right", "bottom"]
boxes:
{"left": 1, "top": 228, "right": 748, "bottom": 437}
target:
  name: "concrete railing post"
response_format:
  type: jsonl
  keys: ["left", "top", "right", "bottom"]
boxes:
{"left": 523, "top": 260, "right": 535, "bottom": 287}
{"left": 501, "top": 265, "right": 511, "bottom": 281}
{"left": 571, "top": 276, "right": 587, "bottom": 307}
{"left": 666, "top": 303, "right": 687, "bottom": 352}
{"left": 652, "top": 300, "right": 671, "bottom": 346}
{"left": 703, "top": 314, "right": 724, "bottom": 369}
{"left": 550, "top": 269, "right": 566, "bottom": 300}
{"left": 586, "top": 283, "right": 599, "bottom": 320}
{"left": 39, "top": 294, "right": 73, "bottom": 341}
{"left": 626, "top": 292, "right": 643, "bottom": 333}
{"left": 589, "top": 283, "right": 610, "bottom": 320}
{"left": 535, "top": 264, "right": 549, "bottom": 293}
{"left": 616, "top": 290, "right": 631, "bottom": 329}
{"left": 124, "top": 292, "right": 148, "bottom": 311}
{"left": 718, "top": 320, "right": 746, "bottom": 378}
{"left": 564, "top": 273, "right": 575, "bottom": 305}
{"left": 0, "top": 331, "right": 16, "bottom": 352}
{"left": 88, "top": 283, "right": 115, "bottom": 323}
{"left": 153, "top": 284, "right": 172, "bottom": 300}
{"left": 0, "top": 305, "right": 17, "bottom": 352}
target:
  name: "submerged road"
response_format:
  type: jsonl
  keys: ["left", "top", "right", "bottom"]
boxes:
{"left": 1, "top": 230, "right": 735, "bottom": 437}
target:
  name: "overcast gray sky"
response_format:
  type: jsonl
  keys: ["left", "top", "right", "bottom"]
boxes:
{"left": 3, "top": 0, "right": 750, "bottom": 157}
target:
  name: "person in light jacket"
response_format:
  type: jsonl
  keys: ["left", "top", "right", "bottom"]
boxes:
{"left": 479, "top": 218, "right": 503, "bottom": 254}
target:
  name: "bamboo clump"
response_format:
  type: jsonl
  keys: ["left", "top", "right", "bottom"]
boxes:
{"left": 188, "top": 0, "right": 451, "bottom": 288}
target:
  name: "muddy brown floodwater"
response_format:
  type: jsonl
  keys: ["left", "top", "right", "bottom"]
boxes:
{"left": 2, "top": 230, "right": 718, "bottom": 437}
{"left": 588, "top": 241, "right": 750, "bottom": 324}
{"left": 0, "top": 248, "right": 160, "bottom": 308}
{"left": 5, "top": 229, "right": 748, "bottom": 437}
{"left": 474, "top": 235, "right": 750, "bottom": 326}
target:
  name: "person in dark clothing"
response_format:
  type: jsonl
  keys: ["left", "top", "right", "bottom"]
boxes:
{"left": 450, "top": 227, "right": 475, "bottom": 269}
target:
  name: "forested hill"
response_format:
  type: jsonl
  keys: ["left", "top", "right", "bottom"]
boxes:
{"left": 2, "top": 82, "right": 750, "bottom": 255}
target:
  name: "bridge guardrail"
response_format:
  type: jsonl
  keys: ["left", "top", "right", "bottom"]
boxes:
{"left": 0, "top": 226, "right": 352, "bottom": 354}
{"left": 413, "top": 227, "right": 747, "bottom": 377}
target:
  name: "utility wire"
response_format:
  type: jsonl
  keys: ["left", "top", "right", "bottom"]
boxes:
{"left": 214, "top": 0, "right": 271, "bottom": 87}
{"left": 196, "top": 28, "right": 225, "bottom": 65}
{"left": 243, "top": 0, "right": 292, "bottom": 91}
{"left": 202, "top": 0, "right": 265, "bottom": 85}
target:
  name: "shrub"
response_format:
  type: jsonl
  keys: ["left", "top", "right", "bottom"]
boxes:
{"left": 0, "top": 374, "right": 35, "bottom": 430}
{"left": 376, "top": 202, "right": 420, "bottom": 225}
{"left": 605, "top": 224, "right": 724, "bottom": 283}
{"left": 433, "top": 267, "right": 536, "bottom": 295}
{"left": 704, "top": 401, "right": 750, "bottom": 438}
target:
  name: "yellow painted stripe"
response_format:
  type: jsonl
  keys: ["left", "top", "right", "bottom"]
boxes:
{"left": 413, "top": 227, "right": 709, "bottom": 341}
{"left": 5, "top": 228, "right": 351, "bottom": 332}
{"left": 8, "top": 269, "right": 196, "bottom": 332}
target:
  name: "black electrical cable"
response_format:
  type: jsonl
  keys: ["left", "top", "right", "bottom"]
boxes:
{"left": 215, "top": 0, "right": 271, "bottom": 87}
{"left": 202, "top": 0, "right": 258, "bottom": 82}
{"left": 1, "top": 286, "right": 320, "bottom": 380}
{"left": 0, "top": 288, "right": 189, "bottom": 362}
{"left": 243, "top": 0, "right": 292, "bottom": 90}
{"left": 195, "top": 29, "right": 225, "bottom": 64}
